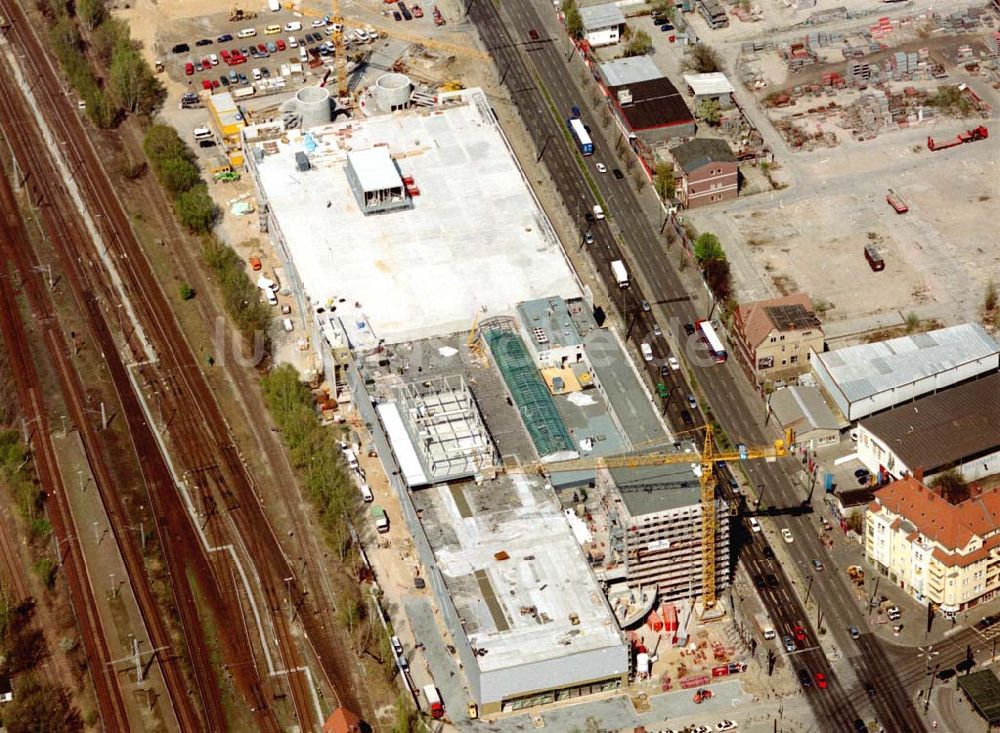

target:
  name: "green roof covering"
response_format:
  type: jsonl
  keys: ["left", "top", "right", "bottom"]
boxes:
{"left": 958, "top": 669, "right": 1000, "bottom": 724}
{"left": 485, "top": 330, "right": 575, "bottom": 459}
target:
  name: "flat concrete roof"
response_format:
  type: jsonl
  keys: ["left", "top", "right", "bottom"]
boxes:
{"left": 600, "top": 56, "right": 663, "bottom": 88}
{"left": 580, "top": 2, "right": 625, "bottom": 30}
{"left": 812, "top": 323, "right": 1000, "bottom": 405}
{"left": 347, "top": 147, "right": 403, "bottom": 192}
{"left": 247, "top": 89, "right": 580, "bottom": 344}
{"left": 608, "top": 444, "right": 703, "bottom": 518}
{"left": 414, "top": 474, "right": 625, "bottom": 672}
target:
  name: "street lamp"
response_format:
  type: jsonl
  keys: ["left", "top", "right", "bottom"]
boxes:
{"left": 917, "top": 645, "right": 940, "bottom": 677}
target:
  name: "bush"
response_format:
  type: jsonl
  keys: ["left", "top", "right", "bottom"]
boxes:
{"left": 179, "top": 282, "right": 195, "bottom": 300}
{"left": 683, "top": 44, "right": 722, "bottom": 74}
{"left": 3, "top": 676, "right": 82, "bottom": 733}
{"left": 176, "top": 185, "right": 218, "bottom": 234}
{"left": 624, "top": 29, "right": 652, "bottom": 57}
{"left": 32, "top": 558, "right": 55, "bottom": 590}
{"left": 201, "top": 238, "right": 271, "bottom": 344}
{"left": 562, "top": 0, "right": 583, "bottom": 39}
{"left": 693, "top": 232, "right": 725, "bottom": 265}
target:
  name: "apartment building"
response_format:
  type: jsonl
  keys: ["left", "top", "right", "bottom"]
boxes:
{"left": 595, "top": 457, "right": 730, "bottom": 602}
{"left": 670, "top": 138, "right": 738, "bottom": 208}
{"left": 866, "top": 476, "right": 1000, "bottom": 615}
{"left": 732, "top": 293, "right": 824, "bottom": 388}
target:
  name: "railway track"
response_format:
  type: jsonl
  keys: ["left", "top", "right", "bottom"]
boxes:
{"left": 0, "top": 178, "right": 130, "bottom": 731}
{"left": 0, "top": 0, "right": 354, "bottom": 727}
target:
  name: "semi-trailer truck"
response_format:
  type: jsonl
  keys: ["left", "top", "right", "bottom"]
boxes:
{"left": 423, "top": 685, "right": 444, "bottom": 718}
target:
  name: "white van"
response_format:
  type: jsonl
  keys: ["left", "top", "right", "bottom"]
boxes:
{"left": 288, "top": 35, "right": 298, "bottom": 48}
{"left": 592, "top": 204, "right": 605, "bottom": 220}
{"left": 268, "top": 0, "right": 281, "bottom": 10}
{"left": 252, "top": 67, "right": 262, "bottom": 81}
{"left": 237, "top": 27, "right": 257, "bottom": 38}
{"left": 284, "top": 21, "right": 302, "bottom": 31}
{"left": 193, "top": 127, "right": 213, "bottom": 140}
{"left": 342, "top": 447, "right": 359, "bottom": 471}
{"left": 641, "top": 343, "right": 653, "bottom": 362}
{"left": 282, "top": 318, "right": 293, "bottom": 332}
{"left": 298, "top": 46, "right": 308, "bottom": 62}
{"left": 265, "top": 289, "right": 278, "bottom": 306}
{"left": 360, "top": 483, "right": 374, "bottom": 502}
{"left": 353, "top": 28, "right": 369, "bottom": 42}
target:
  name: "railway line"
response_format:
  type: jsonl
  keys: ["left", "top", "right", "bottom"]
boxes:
{"left": 0, "top": 0, "right": 358, "bottom": 727}
{"left": 0, "top": 168, "right": 130, "bottom": 731}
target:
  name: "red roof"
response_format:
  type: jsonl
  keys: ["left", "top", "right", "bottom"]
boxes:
{"left": 323, "top": 707, "right": 362, "bottom": 733}
{"left": 872, "top": 476, "right": 1000, "bottom": 554}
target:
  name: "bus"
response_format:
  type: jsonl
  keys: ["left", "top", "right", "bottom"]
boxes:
{"left": 567, "top": 118, "right": 594, "bottom": 156}
{"left": 696, "top": 320, "right": 727, "bottom": 363}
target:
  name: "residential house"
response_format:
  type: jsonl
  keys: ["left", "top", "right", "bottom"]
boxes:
{"left": 732, "top": 293, "right": 823, "bottom": 387}
{"left": 669, "top": 138, "right": 737, "bottom": 208}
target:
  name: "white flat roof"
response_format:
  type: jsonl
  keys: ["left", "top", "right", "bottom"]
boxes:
{"left": 377, "top": 402, "right": 429, "bottom": 486}
{"left": 248, "top": 89, "right": 580, "bottom": 344}
{"left": 429, "top": 475, "right": 624, "bottom": 671}
{"left": 347, "top": 147, "right": 402, "bottom": 192}
{"left": 579, "top": 3, "right": 625, "bottom": 30}
{"left": 683, "top": 72, "right": 735, "bottom": 96}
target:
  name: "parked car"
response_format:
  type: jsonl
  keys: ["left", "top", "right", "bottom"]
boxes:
{"left": 528, "top": 28, "right": 539, "bottom": 40}
{"left": 652, "top": 322, "right": 662, "bottom": 337}
{"left": 217, "top": 33, "right": 233, "bottom": 42}
{"left": 196, "top": 38, "right": 213, "bottom": 46}
{"left": 266, "top": 41, "right": 278, "bottom": 53}
{"left": 716, "top": 723, "right": 738, "bottom": 732}
{"left": 684, "top": 322, "right": 696, "bottom": 335}
{"left": 184, "top": 61, "right": 194, "bottom": 75}
{"left": 208, "top": 53, "right": 219, "bottom": 65}
{"left": 260, "top": 66, "right": 270, "bottom": 78}
{"left": 864, "top": 681, "right": 876, "bottom": 696}
{"left": 887, "top": 606, "right": 901, "bottom": 621}
{"left": 596, "top": 162, "right": 607, "bottom": 173}
{"left": 172, "top": 42, "right": 191, "bottom": 54}
{"left": 275, "top": 38, "right": 286, "bottom": 51}
{"left": 584, "top": 232, "right": 594, "bottom": 246}
{"left": 288, "top": 36, "right": 298, "bottom": 47}
{"left": 238, "top": 72, "right": 248, "bottom": 84}
{"left": 220, "top": 75, "right": 230, "bottom": 86}
{"left": 311, "top": 18, "right": 326, "bottom": 27}
{"left": 284, "top": 20, "right": 302, "bottom": 31}
{"left": 393, "top": 10, "right": 402, "bottom": 19}
{"left": 781, "top": 528, "right": 794, "bottom": 543}
{"left": 978, "top": 615, "right": 999, "bottom": 630}
{"left": 659, "top": 23, "right": 675, "bottom": 31}
{"left": 201, "top": 79, "right": 213, "bottom": 90}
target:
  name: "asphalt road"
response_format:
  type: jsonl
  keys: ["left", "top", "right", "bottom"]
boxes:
{"left": 468, "top": 2, "right": 934, "bottom": 731}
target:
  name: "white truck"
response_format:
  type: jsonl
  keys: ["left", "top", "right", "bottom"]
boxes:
{"left": 611, "top": 259, "right": 629, "bottom": 289}
{"left": 756, "top": 611, "right": 776, "bottom": 640}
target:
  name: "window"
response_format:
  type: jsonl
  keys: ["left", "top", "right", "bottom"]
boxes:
{"left": 790, "top": 355, "right": 798, "bottom": 364}
{"left": 770, "top": 336, "right": 777, "bottom": 343}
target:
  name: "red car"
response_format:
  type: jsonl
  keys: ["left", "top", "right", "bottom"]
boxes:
{"left": 202, "top": 57, "right": 211, "bottom": 69}
{"left": 220, "top": 49, "right": 231, "bottom": 63}
{"left": 275, "top": 38, "right": 286, "bottom": 51}
{"left": 815, "top": 672, "right": 827, "bottom": 689}
{"left": 201, "top": 79, "right": 213, "bottom": 90}
{"left": 184, "top": 62, "right": 194, "bottom": 75}
{"left": 528, "top": 28, "right": 539, "bottom": 40}
{"left": 257, "top": 43, "right": 268, "bottom": 53}
{"left": 793, "top": 625, "right": 807, "bottom": 644}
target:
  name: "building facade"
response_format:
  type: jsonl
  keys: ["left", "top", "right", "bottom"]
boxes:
{"left": 579, "top": 3, "right": 625, "bottom": 47}
{"left": 733, "top": 293, "right": 823, "bottom": 387}
{"left": 683, "top": 72, "right": 735, "bottom": 110}
{"left": 866, "top": 477, "right": 1000, "bottom": 615}
{"left": 596, "top": 461, "right": 730, "bottom": 602}
{"left": 670, "top": 138, "right": 738, "bottom": 208}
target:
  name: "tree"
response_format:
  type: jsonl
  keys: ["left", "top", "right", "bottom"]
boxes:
{"left": 143, "top": 124, "right": 192, "bottom": 166}
{"left": 654, "top": 162, "right": 675, "bottom": 201}
{"left": 845, "top": 510, "right": 864, "bottom": 536}
{"left": 175, "top": 185, "right": 217, "bottom": 233}
{"left": 696, "top": 98, "right": 721, "bottom": 125}
{"left": 155, "top": 157, "right": 200, "bottom": 195}
{"left": 76, "top": 0, "right": 105, "bottom": 30}
{"left": 110, "top": 46, "right": 165, "bottom": 114}
{"left": 683, "top": 43, "right": 722, "bottom": 73}
{"left": 179, "top": 283, "right": 195, "bottom": 300}
{"left": 90, "top": 16, "right": 130, "bottom": 66}
{"left": 704, "top": 257, "right": 732, "bottom": 300}
{"left": 624, "top": 29, "right": 652, "bottom": 57}
{"left": 4, "top": 676, "right": 82, "bottom": 733}
{"left": 562, "top": 0, "right": 583, "bottom": 40}
{"left": 930, "top": 470, "right": 970, "bottom": 504}
{"left": 693, "top": 231, "right": 725, "bottom": 265}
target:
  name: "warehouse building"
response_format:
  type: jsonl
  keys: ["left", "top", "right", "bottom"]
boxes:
{"left": 683, "top": 72, "right": 735, "bottom": 110}
{"left": 598, "top": 57, "right": 696, "bottom": 144}
{"left": 856, "top": 373, "right": 1000, "bottom": 484}
{"left": 809, "top": 323, "right": 1000, "bottom": 422}
{"left": 768, "top": 386, "right": 842, "bottom": 450}
{"left": 592, "top": 449, "right": 730, "bottom": 603}
{"left": 242, "top": 88, "right": 581, "bottom": 374}
{"left": 579, "top": 3, "right": 626, "bottom": 47}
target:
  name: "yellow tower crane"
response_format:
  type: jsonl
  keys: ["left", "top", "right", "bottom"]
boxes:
{"left": 510, "top": 425, "right": 791, "bottom": 611}
{"left": 329, "top": 0, "right": 348, "bottom": 100}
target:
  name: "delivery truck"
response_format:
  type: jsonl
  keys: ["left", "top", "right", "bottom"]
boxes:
{"left": 423, "top": 684, "right": 444, "bottom": 719}
{"left": 611, "top": 259, "right": 629, "bottom": 288}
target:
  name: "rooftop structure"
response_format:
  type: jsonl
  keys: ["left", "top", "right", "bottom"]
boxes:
{"left": 380, "top": 375, "right": 499, "bottom": 487}
{"left": 682, "top": 72, "right": 735, "bottom": 98}
{"left": 768, "top": 386, "right": 842, "bottom": 449}
{"left": 580, "top": 3, "right": 626, "bottom": 46}
{"left": 414, "top": 473, "right": 628, "bottom": 714}
{"left": 958, "top": 670, "right": 1000, "bottom": 727}
{"left": 516, "top": 296, "right": 591, "bottom": 368}
{"left": 599, "top": 56, "right": 663, "bottom": 88}
{"left": 857, "top": 373, "right": 1000, "bottom": 483}
{"left": 810, "top": 323, "right": 1000, "bottom": 422}
{"left": 244, "top": 89, "right": 580, "bottom": 345}
{"left": 344, "top": 147, "right": 408, "bottom": 214}
{"left": 670, "top": 138, "right": 738, "bottom": 173}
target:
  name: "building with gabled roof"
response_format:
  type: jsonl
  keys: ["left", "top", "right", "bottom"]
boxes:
{"left": 579, "top": 3, "right": 626, "bottom": 47}
{"left": 856, "top": 373, "right": 1000, "bottom": 484}
{"left": 866, "top": 476, "right": 1000, "bottom": 614}
{"left": 669, "top": 138, "right": 738, "bottom": 208}
{"left": 732, "top": 293, "right": 824, "bottom": 387}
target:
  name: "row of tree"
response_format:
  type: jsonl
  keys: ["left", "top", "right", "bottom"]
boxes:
{"left": 143, "top": 125, "right": 218, "bottom": 234}
{"left": 39, "top": 0, "right": 164, "bottom": 128}
{"left": 693, "top": 231, "right": 732, "bottom": 301}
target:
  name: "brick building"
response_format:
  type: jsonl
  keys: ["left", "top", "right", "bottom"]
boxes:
{"left": 669, "top": 138, "right": 737, "bottom": 208}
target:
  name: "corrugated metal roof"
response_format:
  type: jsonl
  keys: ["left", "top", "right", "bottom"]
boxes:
{"left": 600, "top": 56, "right": 662, "bottom": 87}
{"left": 769, "top": 386, "right": 842, "bottom": 432}
{"left": 814, "top": 323, "right": 1000, "bottom": 404}
{"left": 683, "top": 72, "right": 735, "bottom": 96}
{"left": 579, "top": 2, "right": 626, "bottom": 30}
{"left": 861, "top": 373, "right": 1000, "bottom": 473}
